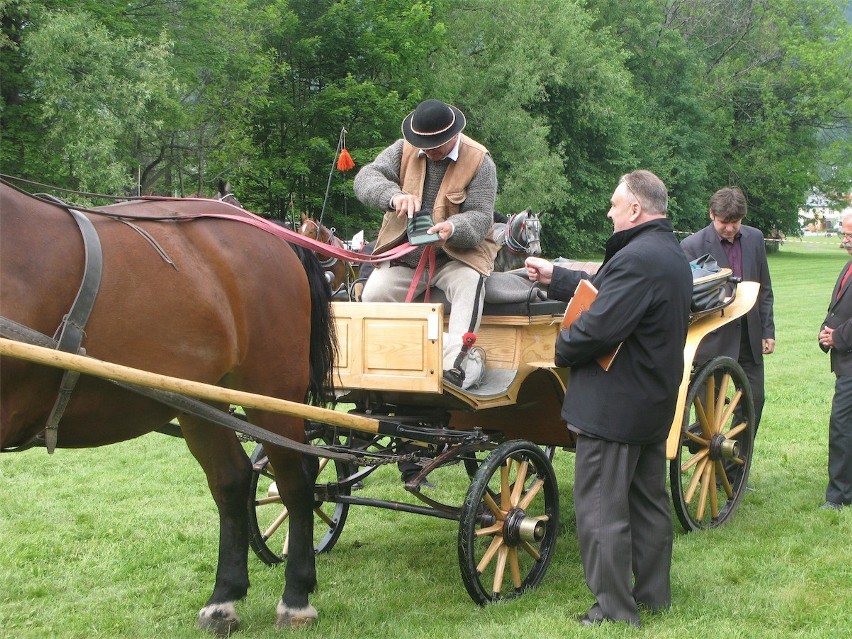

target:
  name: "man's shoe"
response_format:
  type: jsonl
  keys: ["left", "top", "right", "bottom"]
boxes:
{"left": 820, "top": 501, "right": 843, "bottom": 510}
{"left": 575, "top": 614, "right": 601, "bottom": 627}
{"left": 443, "top": 368, "right": 464, "bottom": 387}
{"left": 576, "top": 612, "right": 641, "bottom": 628}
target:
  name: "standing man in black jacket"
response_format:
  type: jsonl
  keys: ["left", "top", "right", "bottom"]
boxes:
{"left": 680, "top": 187, "right": 775, "bottom": 438}
{"left": 817, "top": 213, "right": 852, "bottom": 510}
{"left": 526, "top": 170, "right": 692, "bottom": 627}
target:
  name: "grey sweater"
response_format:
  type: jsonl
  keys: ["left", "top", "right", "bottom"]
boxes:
{"left": 354, "top": 139, "right": 497, "bottom": 267}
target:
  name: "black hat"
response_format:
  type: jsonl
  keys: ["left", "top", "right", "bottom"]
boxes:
{"left": 401, "top": 99, "right": 466, "bottom": 150}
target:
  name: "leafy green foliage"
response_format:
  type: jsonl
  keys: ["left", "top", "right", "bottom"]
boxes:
{"left": 0, "top": 0, "right": 849, "bottom": 250}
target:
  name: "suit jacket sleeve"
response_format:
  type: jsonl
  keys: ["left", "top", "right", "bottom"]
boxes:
{"left": 753, "top": 232, "right": 775, "bottom": 340}
{"left": 824, "top": 262, "right": 852, "bottom": 352}
{"left": 547, "top": 265, "right": 588, "bottom": 303}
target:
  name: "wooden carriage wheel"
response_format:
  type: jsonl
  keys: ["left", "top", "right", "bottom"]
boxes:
{"left": 670, "top": 356, "right": 755, "bottom": 531}
{"left": 248, "top": 435, "right": 351, "bottom": 565}
{"left": 458, "top": 440, "right": 559, "bottom": 604}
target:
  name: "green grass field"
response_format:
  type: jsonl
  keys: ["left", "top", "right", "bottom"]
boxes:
{"left": 1, "top": 235, "right": 850, "bottom": 638}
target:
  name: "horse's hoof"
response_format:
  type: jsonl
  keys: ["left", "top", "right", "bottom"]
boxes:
{"left": 275, "top": 602, "right": 318, "bottom": 629}
{"left": 198, "top": 602, "right": 240, "bottom": 637}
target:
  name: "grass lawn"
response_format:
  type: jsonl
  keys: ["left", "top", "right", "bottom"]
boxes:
{"left": 1, "top": 235, "right": 850, "bottom": 638}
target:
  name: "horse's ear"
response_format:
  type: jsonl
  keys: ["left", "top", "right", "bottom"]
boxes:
{"left": 301, "top": 211, "right": 308, "bottom": 222}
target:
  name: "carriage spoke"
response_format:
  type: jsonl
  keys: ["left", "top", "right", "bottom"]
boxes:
{"left": 474, "top": 523, "right": 504, "bottom": 537}
{"left": 500, "top": 462, "right": 512, "bottom": 511}
{"left": 255, "top": 495, "right": 282, "bottom": 506}
{"left": 483, "top": 492, "right": 506, "bottom": 520}
{"left": 714, "top": 373, "right": 731, "bottom": 424}
{"left": 509, "top": 548, "right": 523, "bottom": 589}
{"left": 684, "top": 429, "right": 709, "bottom": 446}
{"left": 517, "top": 478, "right": 545, "bottom": 510}
{"left": 725, "top": 421, "right": 748, "bottom": 439}
{"left": 695, "top": 398, "right": 712, "bottom": 438}
{"left": 681, "top": 447, "right": 709, "bottom": 472}
{"left": 718, "top": 389, "right": 742, "bottom": 429}
{"left": 491, "top": 546, "right": 509, "bottom": 595}
{"left": 716, "top": 460, "right": 733, "bottom": 498}
{"left": 314, "top": 506, "right": 335, "bottom": 528}
{"left": 685, "top": 456, "right": 708, "bottom": 504}
{"left": 696, "top": 462, "right": 712, "bottom": 520}
{"left": 262, "top": 507, "right": 290, "bottom": 539}
{"left": 477, "top": 536, "right": 505, "bottom": 574}
{"left": 520, "top": 540, "right": 542, "bottom": 562}
{"left": 510, "top": 460, "right": 530, "bottom": 507}
{"left": 704, "top": 384, "right": 716, "bottom": 430}
{"left": 709, "top": 462, "right": 719, "bottom": 517}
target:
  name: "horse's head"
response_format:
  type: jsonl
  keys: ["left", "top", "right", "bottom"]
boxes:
{"left": 298, "top": 214, "right": 327, "bottom": 242}
{"left": 215, "top": 180, "right": 241, "bottom": 207}
{"left": 506, "top": 210, "right": 542, "bottom": 256}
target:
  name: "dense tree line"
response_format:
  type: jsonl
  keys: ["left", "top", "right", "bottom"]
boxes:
{"left": 1, "top": 0, "right": 850, "bottom": 256}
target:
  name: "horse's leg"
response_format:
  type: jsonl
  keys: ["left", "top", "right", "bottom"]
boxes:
{"left": 180, "top": 416, "right": 252, "bottom": 637}
{"left": 261, "top": 442, "right": 319, "bottom": 628}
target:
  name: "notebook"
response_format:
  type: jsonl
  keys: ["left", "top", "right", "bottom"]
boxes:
{"left": 561, "top": 279, "right": 621, "bottom": 371}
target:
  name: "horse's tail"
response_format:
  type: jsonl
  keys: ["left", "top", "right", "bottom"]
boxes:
{"left": 290, "top": 243, "right": 337, "bottom": 405}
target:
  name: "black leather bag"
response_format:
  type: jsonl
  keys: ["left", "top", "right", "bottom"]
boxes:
{"left": 689, "top": 254, "right": 732, "bottom": 313}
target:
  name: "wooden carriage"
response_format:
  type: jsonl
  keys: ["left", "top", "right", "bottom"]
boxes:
{"left": 247, "top": 276, "right": 760, "bottom": 603}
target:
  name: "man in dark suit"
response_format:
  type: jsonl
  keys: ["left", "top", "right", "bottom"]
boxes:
{"left": 526, "top": 170, "right": 692, "bottom": 626}
{"left": 817, "top": 214, "right": 852, "bottom": 510}
{"left": 680, "top": 187, "right": 776, "bottom": 438}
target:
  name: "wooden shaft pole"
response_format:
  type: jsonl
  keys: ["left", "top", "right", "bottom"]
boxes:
{"left": 0, "top": 337, "right": 380, "bottom": 434}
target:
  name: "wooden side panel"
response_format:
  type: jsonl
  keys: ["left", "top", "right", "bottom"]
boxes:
{"left": 475, "top": 326, "right": 517, "bottom": 368}
{"left": 332, "top": 302, "right": 443, "bottom": 393}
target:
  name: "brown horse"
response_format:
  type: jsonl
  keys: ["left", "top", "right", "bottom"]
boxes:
{"left": 298, "top": 213, "right": 356, "bottom": 298}
{"left": 0, "top": 179, "right": 335, "bottom": 634}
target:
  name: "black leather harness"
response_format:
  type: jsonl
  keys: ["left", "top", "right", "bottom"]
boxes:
{"left": 42, "top": 205, "right": 104, "bottom": 453}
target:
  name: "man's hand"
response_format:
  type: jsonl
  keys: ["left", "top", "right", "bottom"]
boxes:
{"left": 428, "top": 221, "right": 454, "bottom": 242}
{"left": 819, "top": 327, "right": 834, "bottom": 349}
{"left": 762, "top": 338, "right": 776, "bottom": 354}
{"left": 525, "top": 256, "right": 554, "bottom": 285}
{"left": 391, "top": 193, "right": 421, "bottom": 219}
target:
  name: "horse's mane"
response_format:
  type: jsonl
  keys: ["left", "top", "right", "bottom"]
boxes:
{"left": 289, "top": 243, "right": 338, "bottom": 405}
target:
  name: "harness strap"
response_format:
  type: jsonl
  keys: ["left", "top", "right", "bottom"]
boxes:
{"left": 405, "top": 245, "right": 436, "bottom": 303}
{"left": 44, "top": 208, "right": 104, "bottom": 453}
{"left": 503, "top": 212, "right": 528, "bottom": 254}
{"left": 117, "top": 219, "right": 178, "bottom": 269}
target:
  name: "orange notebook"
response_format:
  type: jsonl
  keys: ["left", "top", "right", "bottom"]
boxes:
{"left": 561, "top": 279, "right": 621, "bottom": 371}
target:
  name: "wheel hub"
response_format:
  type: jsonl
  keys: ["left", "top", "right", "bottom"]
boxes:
{"left": 709, "top": 433, "right": 740, "bottom": 461}
{"left": 503, "top": 508, "right": 546, "bottom": 546}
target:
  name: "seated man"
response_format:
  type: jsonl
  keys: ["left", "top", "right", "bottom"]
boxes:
{"left": 353, "top": 99, "right": 499, "bottom": 389}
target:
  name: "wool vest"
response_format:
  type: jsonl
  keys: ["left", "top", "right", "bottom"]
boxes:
{"left": 373, "top": 134, "right": 499, "bottom": 275}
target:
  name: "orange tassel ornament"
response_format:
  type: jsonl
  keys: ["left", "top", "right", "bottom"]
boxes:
{"left": 337, "top": 148, "right": 355, "bottom": 172}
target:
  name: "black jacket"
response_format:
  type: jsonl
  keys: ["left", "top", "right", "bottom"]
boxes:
{"left": 680, "top": 223, "right": 774, "bottom": 363}
{"left": 820, "top": 259, "right": 852, "bottom": 377}
{"left": 549, "top": 218, "right": 692, "bottom": 444}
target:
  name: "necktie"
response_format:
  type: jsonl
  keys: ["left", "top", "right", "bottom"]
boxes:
{"left": 837, "top": 264, "right": 852, "bottom": 301}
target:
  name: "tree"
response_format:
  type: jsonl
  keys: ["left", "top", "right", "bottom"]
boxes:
{"left": 424, "top": 0, "right": 637, "bottom": 256}
{"left": 660, "top": 0, "right": 852, "bottom": 235}
{"left": 238, "top": 0, "right": 446, "bottom": 231}
{"left": 20, "top": 9, "right": 177, "bottom": 193}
